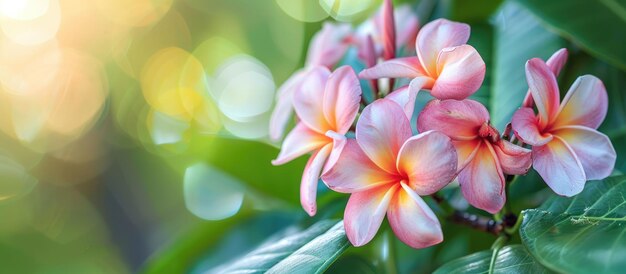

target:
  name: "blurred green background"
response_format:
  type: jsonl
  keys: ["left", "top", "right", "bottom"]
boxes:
{"left": 0, "top": 0, "right": 624, "bottom": 273}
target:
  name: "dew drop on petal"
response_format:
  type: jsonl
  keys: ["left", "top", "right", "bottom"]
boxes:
{"left": 184, "top": 163, "right": 245, "bottom": 221}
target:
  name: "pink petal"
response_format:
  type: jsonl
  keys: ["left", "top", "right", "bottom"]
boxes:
{"left": 356, "top": 99, "right": 412, "bottom": 174}
{"left": 511, "top": 107, "right": 553, "bottom": 146}
{"left": 300, "top": 144, "right": 332, "bottom": 216}
{"left": 359, "top": 57, "right": 427, "bottom": 79}
{"left": 394, "top": 5, "right": 419, "bottom": 51}
{"left": 493, "top": 140, "right": 532, "bottom": 175}
{"left": 292, "top": 67, "right": 331, "bottom": 133}
{"left": 458, "top": 141, "right": 506, "bottom": 214}
{"left": 553, "top": 126, "right": 616, "bottom": 180}
{"left": 272, "top": 123, "right": 329, "bottom": 165}
{"left": 306, "top": 22, "right": 352, "bottom": 68}
{"left": 431, "top": 45, "right": 485, "bottom": 100}
{"left": 322, "top": 130, "right": 348, "bottom": 174}
{"left": 532, "top": 136, "right": 586, "bottom": 196}
{"left": 269, "top": 70, "right": 306, "bottom": 141}
{"left": 522, "top": 48, "right": 568, "bottom": 108}
{"left": 387, "top": 183, "right": 443, "bottom": 249}
{"left": 380, "top": 0, "right": 396, "bottom": 60}
{"left": 385, "top": 77, "right": 426, "bottom": 120}
{"left": 322, "top": 139, "right": 397, "bottom": 193}
{"left": 344, "top": 184, "right": 399, "bottom": 246}
{"left": 416, "top": 19, "right": 470, "bottom": 76}
{"left": 417, "top": 99, "right": 489, "bottom": 141}
{"left": 546, "top": 48, "right": 569, "bottom": 76}
{"left": 397, "top": 131, "right": 457, "bottom": 195}
{"left": 525, "top": 58, "right": 560, "bottom": 128}
{"left": 553, "top": 75, "right": 608, "bottom": 129}
{"left": 454, "top": 139, "right": 481, "bottom": 171}
{"left": 323, "top": 66, "right": 362, "bottom": 134}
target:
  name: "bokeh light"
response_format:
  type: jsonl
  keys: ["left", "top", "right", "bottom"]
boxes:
{"left": 184, "top": 163, "right": 245, "bottom": 221}
{"left": 320, "top": 0, "right": 379, "bottom": 22}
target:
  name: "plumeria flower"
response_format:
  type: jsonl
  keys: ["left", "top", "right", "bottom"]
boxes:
{"left": 418, "top": 99, "right": 531, "bottom": 213}
{"left": 322, "top": 99, "right": 457, "bottom": 248}
{"left": 511, "top": 58, "right": 616, "bottom": 196}
{"left": 356, "top": 0, "right": 419, "bottom": 63}
{"left": 269, "top": 22, "right": 352, "bottom": 141}
{"left": 359, "top": 18, "right": 485, "bottom": 100}
{"left": 272, "top": 66, "right": 361, "bottom": 216}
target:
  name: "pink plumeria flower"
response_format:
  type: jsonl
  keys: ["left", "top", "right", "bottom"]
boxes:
{"left": 359, "top": 18, "right": 485, "bottom": 100}
{"left": 418, "top": 99, "right": 531, "bottom": 213}
{"left": 269, "top": 22, "right": 352, "bottom": 141}
{"left": 272, "top": 66, "right": 361, "bottom": 216}
{"left": 322, "top": 99, "right": 457, "bottom": 248}
{"left": 356, "top": 0, "right": 419, "bottom": 63}
{"left": 511, "top": 58, "right": 616, "bottom": 196}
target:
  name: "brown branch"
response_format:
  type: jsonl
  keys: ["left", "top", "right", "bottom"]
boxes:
{"left": 449, "top": 211, "right": 518, "bottom": 237}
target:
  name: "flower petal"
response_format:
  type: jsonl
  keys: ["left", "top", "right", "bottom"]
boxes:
{"left": 322, "top": 139, "right": 397, "bottom": 193}
{"left": 359, "top": 57, "right": 427, "bottom": 80}
{"left": 522, "top": 48, "right": 568, "bottom": 108}
{"left": 293, "top": 67, "right": 331, "bottom": 133}
{"left": 397, "top": 131, "right": 457, "bottom": 195}
{"left": 546, "top": 48, "right": 569, "bottom": 76}
{"left": 272, "top": 123, "right": 329, "bottom": 165}
{"left": 511, "top": 107, "right": 553, "bottom": 146}
{"left": 306, "top": 22, "right": 352, "bottom": 68}
{"left": 458, "top": 141, "right": 506, "bottom": 214}
{"left": 416, "top": 19, "right": 470, "bottom": 76}
{"left": 394, "top": 5, "right": 419, "bottom": 52}
{"left": 344, "top": 184, "right": 399, "bottom": 247}
{"left": 553, "top": 75, "right": 608, "bottom": 129}
{"left": 417, "top": 99, "right": 489, "bottom": 141}
{"left": 322, "top": 130, "right": 347, "bottom": 174}
{"left": 385, "top": 77, "right": 426, "bottom": 120}
{"left": 387, "top": 183, "right": 443, "bottom": 249}
{"left": 431, "top": 45, "right": 485, "bottom": 100}
{"left": 493, "top": 140, "right": 531, "bottom": 175}
{"left": 532, "top": 137, "right": 586, "bottom": 197}
{"left": 323, "top": 66, "right": 362, "bottom": 134}
{"left": 553, "top": 126, "right": 616, "bottom": 180}
{"left": 453, "top": 139, "right": 481, "bottom": 171}
{"left": 356, "top": 99, "right": 412, "bottom": 174}
{"left": 269, "top": 70, "right": 306, "bottom": 141}
{"left": 380, "top": 0, "right": 396, "bottom": 60}
{"left": 300, "top": 144, "right": 332, "bottom": 216}
{"left": 525, "top": 58, "right": 560, "bottom": 128}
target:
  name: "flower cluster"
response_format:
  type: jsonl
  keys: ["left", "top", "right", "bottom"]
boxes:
{"left": 271, "top": 0, "right": 616, "bottom": 249}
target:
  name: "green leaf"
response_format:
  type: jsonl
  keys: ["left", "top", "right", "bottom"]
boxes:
{"left": 209, "top": 220, "right": 349, "bottom": 274}
{"left": 489, "top": 1, "right": 565, "bottom": 130}
{"left": 449, "top": 0, "right": 503, "bottom": 23}
{"left": 433, "top": 245, "right": 550, "bottom": 274}
{"left": 514, "top": 0, "right": 626, "bottom": 71}
{"left": 520, "top": 175, "right": 626, "bottom": 274}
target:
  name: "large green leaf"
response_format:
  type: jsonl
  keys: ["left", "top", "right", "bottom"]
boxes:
{"left": 489, "top": 1, "right": 565, "bottom": 130}
{"left": 514, "top": 0, "right": 626, "bottom": 71}
{"left": 208, "top": 220, "right": 349, "bottom": 274}
{"left": 448, "top": 0, "right": 503, "bottom": 23}
{"left": 520, "top": 175, "right": 626, "bottom": 274}
{"left": 433, "top": 245, "right": 550, "bottom": 273}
